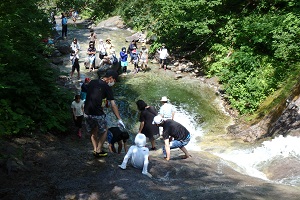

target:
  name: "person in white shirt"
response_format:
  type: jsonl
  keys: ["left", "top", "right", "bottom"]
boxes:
{"left": 157, "top": 43, "right": 169, "bottom": 70}
{"left": 118, "top": 133, "right": 152, "bottom": 178}
{"left": 71, "top": 95, "right": 84, "bottom": 138}
{"left": 159, "top": 96, "right": 176, "bottom": 120}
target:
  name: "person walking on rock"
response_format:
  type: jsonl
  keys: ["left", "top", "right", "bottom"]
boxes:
{"left": 157, "top": 43, "right": 169, "bottom": 70}
{"left": 84, "top": 70, "right": 125, "bottom": 157}
{"left": 120, "top": 47, "right": 128, "bottom": 73}
{"left": 152, "top": 115, "right": 191, "bottom": 160}
{"left": 71, "top": 94, "right": 84, "bottom": 138}
{"left": 139, "top": 43, "right": 148, "bottom": 72}
{"left": 61, "top": 13, "right": 68, "bottom": 39}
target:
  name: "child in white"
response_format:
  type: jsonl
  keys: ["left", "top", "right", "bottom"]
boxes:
{"left": 118, "top": 133, "right": 152, "bottom": 178}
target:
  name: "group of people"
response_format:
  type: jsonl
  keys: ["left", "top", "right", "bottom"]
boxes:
{"left": 71, "top": 70, "right": 191, "bottom": 177}
{"left": 66, "top": 19, "right": 185, "bottom": 178}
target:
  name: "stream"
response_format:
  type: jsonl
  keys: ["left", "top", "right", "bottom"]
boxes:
{"left": 59, "top": 19, "right": 300, "bottom": 188}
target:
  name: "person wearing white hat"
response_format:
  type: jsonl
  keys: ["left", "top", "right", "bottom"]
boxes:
{"left": 98, "top": 39, "right": 107, "bottom": 60}
{"left": 152, "top": 115, "right": 191, "bottom": 160}
{"left": 159, "top": 96, "right": 176, "bottom": 120}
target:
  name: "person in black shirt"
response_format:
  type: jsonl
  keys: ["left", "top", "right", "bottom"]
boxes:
{"left": 152, "top": 115, "right": 191, "bottom": 160}
{"left": 136, "top": 100, "right": 159, "bottom": 150}
{"left": 84, "top": 70, "right": 125, "bottom": 157}
{"left": 107, "top": 127, "right": 129, "bottom": 154}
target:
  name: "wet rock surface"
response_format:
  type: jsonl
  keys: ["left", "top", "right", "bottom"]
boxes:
{"left": 1, "top": 133, "right": 300, "bottom": 200}
{"left": 1, "top": 16, "right": 300, "bottom": 200}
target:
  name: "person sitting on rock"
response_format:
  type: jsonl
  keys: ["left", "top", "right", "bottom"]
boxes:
{"left": 118, "top": 133, "right": 152, "bottom": 178}
{"left": 87, "top": 41, "right": 96, "bottom": 72}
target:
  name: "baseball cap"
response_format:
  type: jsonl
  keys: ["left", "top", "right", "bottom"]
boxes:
{"left": 104, "top": 70, "right": 119, "bottom": 81}
{"left": 152, "top": 115, "right": 163, "bottom": 125}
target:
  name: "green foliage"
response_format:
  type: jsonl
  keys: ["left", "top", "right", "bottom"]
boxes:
{"left": 0, "top": 0, "right": 72, "bottom": 136}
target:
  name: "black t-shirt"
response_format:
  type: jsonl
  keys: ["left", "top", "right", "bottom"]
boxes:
{"left": 84, "top": 79, "right": 114, "bottom": 116}
{"left": 87, "top": 47, "right": 96, "bottom": 55}
{"left": 162, "top": 120, "right": 189, "bottom": 141}
{"left": 108, "top": 127, "right": 127, "bottom": 144}
{"left": 81, "top": 83, "right": 88, "bottom": 93}
{"left": 139, "top": 106, "right": 159, "bottom": 136}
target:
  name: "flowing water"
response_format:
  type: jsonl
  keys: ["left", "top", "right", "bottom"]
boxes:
{"left": 64, "top": 23, "right": 300, "bottom": 187}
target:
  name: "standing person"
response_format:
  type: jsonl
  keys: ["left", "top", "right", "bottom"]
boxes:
{"left": 84, "top": 70, "right": 125, "bottom": 157}
{"left": 70, "top": 50, "right": 80, "bottom": 79}
{"left": 80, "top": 77, "right": 90, "bottom": 101}
{"left": 159, "top": 96, "right": 176, "bottom": 120}
{"left": 72, "top": 10, "right": 78, "bottom": 26}
{"left": 70, "top": 38, "right": 80, "bottom": 53}
{"left": 152, "top": 115, "right": 191, "bottom": 160}
{"left": 136, "top": 100, "right": 159, "bottom": 150}
{"left": 61, "top": 13, "right": 68, "bottom": 39}
{"left": 139, "top": 43, "right": 148, "bottom": 72}
{"left": 127, "top": 40, "right": 138, "bottom": 63}
{"left": 107, "top": 127, "right": 129, "bottom": 154}
{"left": 89, "top": 29, "right": 97, "bottom": 46}
{"left": 105, "top": 38, "right": 113, "bottom": 54}
{"left": 120, "top": 47, "right": 128, "bottom": 73}
{"left": 157, "top": 43, "right": 169, "bottom": 70}
{"left": 87, "top": 41, "right": 96, "bottom": 72}
{"left": 71, "top": 95, "right": 84, "bottom": 138}
{"left": 118, "top": 133, "right": 152, "bottom": 178}
{"left": 98, "top": 39, "right": 107, "bottom": 60}
{"left": 131, "top": 47, "right": 139, "bottom": 73}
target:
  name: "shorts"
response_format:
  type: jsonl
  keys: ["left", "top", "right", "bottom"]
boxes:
{"left": 159, "top": 59, "right": 167, "bottom": 65}
{"left": 89, "top": 55, "right": 95, "bottom": 64}
{"left": 71, "top": 59, "right": 80, "bottom": 72}
{"left": 139, "top": 57, "right": 147, "bottom": 65}
{"left": 162, "top": 134, "right": 190, "bottom": 156}
{"left": 84, "top": 114, "right": 107, "bottom": 134}
{"left": 121, "top": 61, "right": 128, "bottom": 67}
{"left": 107, "top": 130, "right": 113, "bottom": 144}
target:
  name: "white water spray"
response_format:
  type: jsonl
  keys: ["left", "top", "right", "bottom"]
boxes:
{"left": 216, "top": 135, "right": 300, "bottom": 184}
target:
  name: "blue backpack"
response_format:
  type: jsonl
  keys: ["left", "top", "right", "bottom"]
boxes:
{"left": 62, "top": 17, "right": 67, "bottom": 25}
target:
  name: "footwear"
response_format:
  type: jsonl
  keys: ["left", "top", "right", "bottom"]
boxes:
{"left": 93, "top": 151, "right": 107, "bottom": 157}
{"left": 150, "top": 147, "right": 157, "bottom": 151}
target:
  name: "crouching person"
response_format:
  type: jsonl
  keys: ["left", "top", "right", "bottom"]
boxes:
{"left": 118, "top": 133, "right": 152, "bottom": 178}
{"left": 107, "top": 127, "right": 129, "bottom": 154}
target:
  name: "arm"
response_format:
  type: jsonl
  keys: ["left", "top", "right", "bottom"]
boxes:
{"left": 72, "top": 107, "right": 76, "bottom": 119}
{"left": 123, "top": 141, "right": 128, "bottom": 153}
{"left": 108, "top": 143, "right": 116, "bottom": 153}
{"left": 117, "top": 140, "right": 123, "bottom": 154}
{"left": 138, "top": 121, "right": 145, "bottom": 133}
{"left": 164, "top": 139, "right": 171, "bottom": 160}
{"left": 110, "top": 100, "right": 121, "bottom": 120}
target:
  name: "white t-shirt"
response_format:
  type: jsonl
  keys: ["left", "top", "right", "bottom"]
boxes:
{"left": 159, "top": 103, "right": 176, "bottom": 119}
{"left": 71, "top": 100, "right": 84, "bottom": 116}
{"left": 158, "top": 48, "right": 168, "bottom": 59}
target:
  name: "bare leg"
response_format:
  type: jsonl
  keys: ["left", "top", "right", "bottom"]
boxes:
{"left": 90, "top": 126, "right": 98, "bottom": 152}
{"left": 96, "top": 128, "right": 108, "bottom": 152}
{"left": 150, "top": 139, "right": 155, "bottom": 149}
{"left": 180, "top": 146, "right": 191, "bottom": 159}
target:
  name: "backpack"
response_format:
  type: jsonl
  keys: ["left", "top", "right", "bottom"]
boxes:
{"left": 62, "top": 17, "right": 67, "bottom": 25}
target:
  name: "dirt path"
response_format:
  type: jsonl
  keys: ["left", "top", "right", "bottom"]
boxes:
{"left": 1, "top": 17, "right": 300, "bottom": 200}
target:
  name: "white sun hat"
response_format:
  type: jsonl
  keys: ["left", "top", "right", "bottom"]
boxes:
{"left": 160, "top": 96, "right": 168, "bottom": 102}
